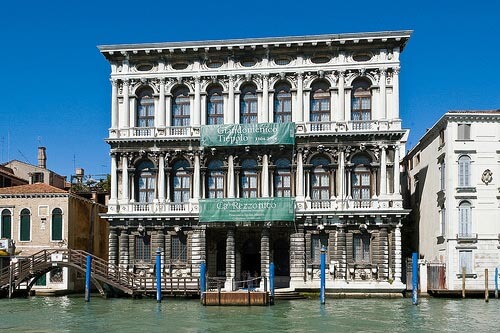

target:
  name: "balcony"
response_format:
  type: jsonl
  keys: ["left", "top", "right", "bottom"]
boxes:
{"left": 456, "top": 233, "right": 478, "bottom": 243}
{"left": 109, "top": 126, "right": 200, "bottom": 139}
{"left": 300, "top": 119, "right": 401, "bottom": 134}
{"left": 299, "top": 197, "right": 404, "bottom": 212}
{"left": 107, "top": 201, "right": 197, "bottom": 215}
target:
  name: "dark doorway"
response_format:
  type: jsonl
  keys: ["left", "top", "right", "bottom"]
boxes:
{"left": 273, "top": 238, "right": 290, "bottom": 276}
{"left": 241, "top": 238, "right": 260, "bottom": 277}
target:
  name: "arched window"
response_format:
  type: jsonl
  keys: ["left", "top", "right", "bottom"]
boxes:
{"left": 51, "top": 208, "right": 63, "bottom": 241}
{"left": 351, "top": 154, "right": 372, "bottom": 200}
{"left": 136, "top": 87, "right": 155, "bottom": 128}
{"left": 240, "top": 84, "right": 258, "bottom": 124}
{"left": 351, "top": 79, "right": 371, "bottom": 121}
{"left": 172, "top": 86, "right": 190, "bottom": 127}
{"left": 172, "top": 160, "right": 191, "bottom": 203}
{"left": 310, "top": 81, "right": 330, "bottom": 122}
{"left": 274, "top": 158, "right": 291, "bottom": 197}
{"left": 458, "top": 155, "right": 471, "bottom": 187}
{"left": 240, "top": 159, "right": 258, "bottom": 198}
{"left": 311, "top": 157, "right": 330, "bottom": 201}
{"left": 273, "top": 82, "right": 292, "bottom": 123}
{"left": 20, "top": 208, "right": 30, "bottom": 241}
{"left": 1, "top": 209, "right": 11, "bottom": 239}
{"left": 207, "top": 85, "right": 224, "bottom": 125}
{"left": 207, "top": 159, "right": 224, "bottom": 198}
{"left": 458, "top": 201, "right": 472, "bottom": 237}
{"left": 135, "top": 160, "right": 156, "bottom": 203}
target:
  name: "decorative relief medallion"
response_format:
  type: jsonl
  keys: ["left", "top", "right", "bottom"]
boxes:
{"left": 481, "top": 169, "right": 493, "bottom": 185}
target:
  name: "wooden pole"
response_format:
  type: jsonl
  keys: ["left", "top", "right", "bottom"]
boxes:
{"left": 461, "top": 267, "right": 466, "bottom": 299}
{"left": 485, "top": 268, "right": 489, "bottom": 302}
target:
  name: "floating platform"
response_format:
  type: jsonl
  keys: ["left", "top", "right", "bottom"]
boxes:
{"left": 202, "top": 291, "right": 271, "bottom": 306}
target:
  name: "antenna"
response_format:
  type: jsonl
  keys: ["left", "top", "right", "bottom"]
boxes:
{"left": 37, "top": 136, "right": 43, "bottom": 146}
{"left": 73, "top": 154, "right": 76, "bottom": 172}
{"left": 17, "top": 149, "right": 31, "bottom": 164}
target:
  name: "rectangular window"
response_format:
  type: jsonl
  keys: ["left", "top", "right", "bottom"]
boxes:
{"left": 439, "top": 129, "right": 445, "bottom": 146}
{"left": 32, "top": 172, "right": 44, "bottom": 183}
{"left": 171, "top": 235, "right": 187, "bottom": 263}
{"left": 135, "top": 235, "right": 151, "bottom": 262}
{"left": 439, "top": 207, "right": 446, "bottom": 237}
{"left": 1, "top": 213, "right": 11, "bottom": 239}
{"left": 353, "top": 233, "right": 371, "bottom": 263}
{"left": 457, "top": 124, "right": 471, "bottom": 140}
{"left": 310, "top": 234, "right": 328, "bottom": 264}
{"left": 459, "top": 250, "right": 473, "bottom": 274}
{"left": 440, "top": 162, "right": 446, "bottom": 191}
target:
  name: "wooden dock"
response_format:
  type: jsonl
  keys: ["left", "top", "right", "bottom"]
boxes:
{"left": 202, "top": 291, "right": 271, "bottom": 306}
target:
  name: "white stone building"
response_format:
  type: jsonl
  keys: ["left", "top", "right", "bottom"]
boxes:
{"left": 404, "top": 110, "right": 500, "bottom": 294}
{"left": 99, "top": 30, "right": 412, "bottom": 294}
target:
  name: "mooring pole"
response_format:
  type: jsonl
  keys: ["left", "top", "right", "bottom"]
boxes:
{"left": 462, "top": 267, "right": 466, "bottom": 299}
{"left": 495, "top": 267, "right": 498, "bottom": 299}
{"left": 269, "top": 262, "right": 275, "bottom": 305}
{"left": 485, "top": 268, "right": 489, "bottom": 302}
{"left": 85, "top": 255, "right": 92, "bottom": 302}
{"left": 156, "top": 247, "right": 162, "bottom": 303}
{"left": 320, "top": 246, "right": 326, "bottom": 304}
{"left": 412, "top": 252, "right": 418, "bottom": 305}
{"left": 200, "top": 261, "right": 206, "bottom": 305}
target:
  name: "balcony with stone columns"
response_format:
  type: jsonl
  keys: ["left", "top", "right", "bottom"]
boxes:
{"left": 109, "top": 126, "right": 201, "bottom": 139}
{"left": 298, "top": 119, "right": 402, "bottom": 134}
{"left": 296, "top": 196, "right": 404, "bottom": 214}
{"left": 106, "top": 201, "right": 199, "bottom": 215}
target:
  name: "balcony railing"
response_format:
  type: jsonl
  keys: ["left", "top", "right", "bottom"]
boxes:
{"left": 109, "top": 119, "right": 402, "bottom": 139}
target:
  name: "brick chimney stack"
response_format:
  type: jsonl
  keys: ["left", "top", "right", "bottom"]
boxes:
{"left": 38, "top": 146, "right": 47, "bottom": 169}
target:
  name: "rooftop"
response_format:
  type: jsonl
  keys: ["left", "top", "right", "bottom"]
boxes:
{"left": 0, "top": 183, "right": 67, "bottom": 195}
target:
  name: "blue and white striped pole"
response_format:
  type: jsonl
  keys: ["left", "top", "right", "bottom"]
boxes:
{"left": 156, "top": 247, "right": 162, "bottom": 303}
{"left": 412, "top": 252, "right": 418, "bottom": 305}
{"left": 320, "top": 246, "right": 326, "bottom": 304}
{"left": 85, "top": 255, "right": 92, "bottom": 302}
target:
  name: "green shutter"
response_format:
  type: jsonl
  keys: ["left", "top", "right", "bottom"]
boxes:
{"left": 1, "top": 214, "right": 11, "bottom": 239}
{"left": 52, "top": 213, "right": 62, "bottom": 241}
{"left": 20, "top": 211, "right": 30, "bottom": 241}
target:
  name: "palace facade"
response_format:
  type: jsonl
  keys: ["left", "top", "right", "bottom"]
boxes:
{"left": 99, "top": 30, "right": 411, "bottom": 293}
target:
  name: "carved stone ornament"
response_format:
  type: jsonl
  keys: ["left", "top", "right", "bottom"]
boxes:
{"left": 481, "top": 169, "right": 493, "bottom": 185}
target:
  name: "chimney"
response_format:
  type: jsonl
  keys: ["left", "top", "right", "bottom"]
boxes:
{"left": 38, "top": 147, "right": 47, "bottom": 169}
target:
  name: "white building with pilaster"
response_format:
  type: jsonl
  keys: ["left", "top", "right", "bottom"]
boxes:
{"left": 404, "top": 110, "right": 500, "bottom": 295}
{"left": 99, "top": 30, "right": 411, "bottom": 294}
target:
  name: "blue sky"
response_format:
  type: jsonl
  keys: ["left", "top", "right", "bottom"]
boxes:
{"left": 0, "top": 1, "right": 499, "bottom": 178}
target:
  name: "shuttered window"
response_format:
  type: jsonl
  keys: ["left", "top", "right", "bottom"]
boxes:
{"left": 1, "top": 209, "right": 11, "bottom": 239}
{"left": 20, "top": 209, "right": 30, "bottom": 241}
{"left": 458, "top": 201, "right": 472, "bottom": 237}
{"left": 459, "top": 250, "right": 473, "bottom": 274}
{"left": 51, "top": 208, "right": 63, "bottom": 241}
{"left": 458, "top": 155, "right": 471, "bottom": 187}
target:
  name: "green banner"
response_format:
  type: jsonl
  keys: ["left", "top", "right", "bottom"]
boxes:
{"left": 199, "top": 197, "right": 295, "bottom": 222}
{"left": 200, "top": 122, "right": 295, "bottom": 147}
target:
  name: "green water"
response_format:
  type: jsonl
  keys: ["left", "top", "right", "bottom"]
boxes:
{"left": 1, "top": 296, "right": 499, "bottom": 332}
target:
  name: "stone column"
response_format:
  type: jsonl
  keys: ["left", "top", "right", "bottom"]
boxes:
{"left": 290, "top": 227, "right": 305, "bottom": 285}
{"left": 392, "top": 67, "right": 400, "bottom": 120}
{"left": 262, "top": 74, "right": 269, "bottom": 122}
{"left": 393, "top": 145, "right": 401, "bottom": 197}
{"left": 110, "top": 153, "right": 118, "bottom": 206}
{"left": 165, "top": 92, "right": 172, "bottom": 127}
{"left": 225, "top": 228, "right": 236, "bottom": 291}
{"left": 338, "top": 71, "right": 345, "bottom": 121}
{"left": 158, "top": 154, "right": 165, "bottom": 202}
{"left": 194, "top": 76, "right": 201, "bottom": 126}
{"left": 191, "top": 226, "right": 206, "bottom": 279}
{"left": 394, "top": 223, "right": 402, "bottom": 282}
{"left": 380, "top": 145, "right": 387, "bottom": 197}
{"left": 158, "top": 78, "right": 166, "bottom": 127}
{"left": 296, "top": 150, "right": 304, "bottom": 200}
{"left": 379, "top": 227, "right": 388, "bottom": 280}
{"left": 111, "top": 79, "right": 119, "bottom": 129}
{"left": 227, "top": 76, "right": 235, "bottom": 124}
{"left": 108, "top": 228, "right": 118, "bottom": 268}
{"left": 121, "top": 154, "right": 129, "bottom": 203}
{"left": 122, "top": 80, "right": 130, "bottom": 128}
{"left": 193, "top": 153, "right": 201, "bottom": 200}
{"left": 379, "top": 68, "right": 387, "bottom": 119}
{"left": 261, "top": 154, "right": 269, "bottom": 197}
{"left": 119, "top": 228, "right": 129, "bottom": 270}
{"left": 260, "top": 227, "right": 270, "bottom": 287}
{"left": 336, "top": 227, "right": 347, "bottom": 279}
{"left": 227, "top": 155, "right": 235, "bottom": 198}
{"left": 156, "top": 228, "right": 166, "bottom": 269}
{"left": 296, "top": 73, "right": 304, "bottom": 122}
{"left": 338, "top": 150, "right": 345, "bottom": 201}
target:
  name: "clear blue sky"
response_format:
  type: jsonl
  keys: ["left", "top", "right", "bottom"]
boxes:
{"left": 1, "top": 1, "right": 499, "bottom": 178}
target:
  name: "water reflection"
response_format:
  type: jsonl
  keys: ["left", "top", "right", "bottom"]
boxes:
{"left": 1, "top": 297, "right": 499, "bottom": 332}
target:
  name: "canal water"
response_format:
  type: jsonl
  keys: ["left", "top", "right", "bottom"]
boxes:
{"left": 2, "top": 296, "right": 500, "bottom": 332}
